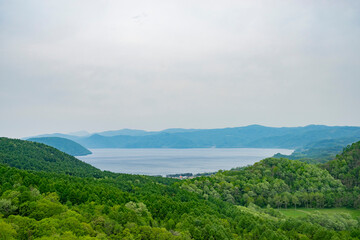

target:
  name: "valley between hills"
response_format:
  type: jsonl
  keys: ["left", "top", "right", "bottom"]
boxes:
{"left": 0, "top": 133, "right": 360, "bottom": 239}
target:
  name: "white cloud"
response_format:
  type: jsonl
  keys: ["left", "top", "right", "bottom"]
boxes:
{"left": 1, "top": 0, "right": 360, "bottom": 137}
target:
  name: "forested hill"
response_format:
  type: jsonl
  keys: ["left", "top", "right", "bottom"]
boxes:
{"left": 0, "top": 137, "right": 102, "bottom": 177}
{"left": 1, "top": 139, "right": 360, "bottom": 239}
{"left": 181, "top": 157, "right": 360, "bottom": 208}
{"left": 31, "top": 125, "right": 360, "bottom": 149}
{"left": 273, "top": 137, "right": 360, "bottom": 164}
{"left": 323, "top": 141, "right": 360, "bottom": 188}
{"left": 28, "top": 137, "right": 92, "bottom": 156}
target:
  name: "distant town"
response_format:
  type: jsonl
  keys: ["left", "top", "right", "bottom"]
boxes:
{"left": 166, "top": 172, "right": 216, "bottom": 179}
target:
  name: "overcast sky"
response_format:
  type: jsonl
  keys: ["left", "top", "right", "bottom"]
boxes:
{"left": 1, "top": 0, "right": 360, "bottom": 138}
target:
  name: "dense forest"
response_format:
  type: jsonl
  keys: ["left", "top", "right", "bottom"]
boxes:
{"left": 0, "top": 138, "right": 101, "bottom": 178}
{"left": 323, "top": 141, "right": 360, "bottom": 189}
{"left": 181, "top": 158, "right": 354, "bottom": 208}
{"left": 27, "top": 137, "right": 92, "bottom": 156}
{"left": 0, "top": 138, "right": 360, "bottom": 239}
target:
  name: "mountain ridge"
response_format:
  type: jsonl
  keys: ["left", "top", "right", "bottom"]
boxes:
{"left": 25, "top": 125, "right": 360, "bottom": 151}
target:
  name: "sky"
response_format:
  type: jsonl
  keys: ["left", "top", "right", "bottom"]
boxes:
{"left": 1, "top": 0, "right": 360, "bottom": 138}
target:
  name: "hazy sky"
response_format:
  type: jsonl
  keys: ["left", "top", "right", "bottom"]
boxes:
{"left": 1, "top": 0, "right": 360, "bottom": 138}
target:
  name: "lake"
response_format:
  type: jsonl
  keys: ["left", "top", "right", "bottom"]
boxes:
{"left": 78, "top": 148, "right": 293, "bottom": 176}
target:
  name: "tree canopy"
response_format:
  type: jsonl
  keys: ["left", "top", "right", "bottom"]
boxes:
{"left": 0, "top": 137, "right": 359, "bottom": 239}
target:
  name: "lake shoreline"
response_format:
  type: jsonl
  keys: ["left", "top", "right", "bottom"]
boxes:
{"left": 78, "top": 148, "right": 294, "bottom": 176}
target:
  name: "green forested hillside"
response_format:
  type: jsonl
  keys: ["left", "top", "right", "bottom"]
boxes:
{"left": 323, "top": 141, "right": 360, "bottom": 189}
{"left": 0, "top": 138, "right": 360, "bottom": 239}
{"left": 181, "top": 158, "right": 360, "bottom": 209}
{"left": 274, "top": 137, "right": 360, "bottom": 164}
{"left": 0, "top": 138, "right": 101, "bottom": 177}
{"left": 27, "top": 137, "right": 92, "bottom": 156}
{"left": 1, "top": 163, "right": 359, "bottom": 239}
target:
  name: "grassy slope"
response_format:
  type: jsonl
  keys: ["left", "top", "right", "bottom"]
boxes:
{"left": 279, "top": 208, "right": 360, "bottom": 219}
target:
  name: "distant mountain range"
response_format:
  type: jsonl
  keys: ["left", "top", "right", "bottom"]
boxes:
{"left": 25, "top": 125, "right": 360, "bottom": 150}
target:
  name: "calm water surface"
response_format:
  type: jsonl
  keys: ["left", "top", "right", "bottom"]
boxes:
{"left": 78, "top": 148, "right": 293, "bottom": 176}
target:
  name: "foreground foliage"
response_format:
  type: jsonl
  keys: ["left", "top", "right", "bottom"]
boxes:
{"left": 0, "top": 138, "right": 360, "bottom": 239}
{"left": 1, "top": 163, "right": 360, "bottom": 239}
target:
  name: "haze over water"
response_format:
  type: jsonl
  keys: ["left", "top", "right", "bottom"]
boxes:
{"left": 78, "top": 148, "right": 293, "bottom": 176}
